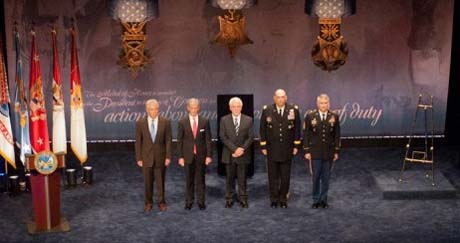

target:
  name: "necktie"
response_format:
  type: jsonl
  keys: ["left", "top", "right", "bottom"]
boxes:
{"left": 192, "top": 117, "right": 197, "bottom": 154}
{"left": 322, "top": 113, "right": 326, "bottom": 121}
{"left": 234, "top": 117, "right": 239, "bottom": 136}
{"left": 278, "top": 109, "right": 282, "bottom": 116}
{"left": 150, "top": 120, "right": 156, "bottom": 143}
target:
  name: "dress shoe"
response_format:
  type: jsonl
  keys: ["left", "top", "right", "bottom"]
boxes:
{"left": 270, "top": 202, "right": 278, "bottom": 208}
{"left": 240, "top": 201, "right": 249, "bottom": 208}
{"left": 184, "top": 203, "right": 193, "bottom": 210}
{"left": 159, "top": 203, "right": 168, "bottom": 212}
{"left": 225, "top": 201, "right": 234, "bottom": 208}
{"left": 311, "top": 203, "right": 320, "bottom": 209}
{"left": 321, "top": 202, "right": 329, "bottom": 209}
{"left": 144, "top": 203, "right": 153, "bottom": 212}
{"left": 198, "top": 203, "right": 206, "bottom": 210}
{"left": 280, "top": 202, "right": 288, "bottom": 208}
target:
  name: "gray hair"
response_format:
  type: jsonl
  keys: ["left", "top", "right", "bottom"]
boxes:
{"left": 228, "top": 97, "right": 243, "bottom": 106}
{"left": 274, "top": 89, "right": 287, "bottom": 97}
{"left": 187, "top": 98, "right": 200, "bottom": 107}
{"left": 317, "top": 94, "right": 330, "bottom": 102}
{"left": 145, "top": 99, "right": 159, "bottom": 108}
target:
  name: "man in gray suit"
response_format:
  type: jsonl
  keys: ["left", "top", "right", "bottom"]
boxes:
{"left": 177, "top": 98, "right": 213, "bottom": 210}
{"left": 135, "top": 99, "right": 172, "bottom": 212}
{"left": 219, "top": 97, "right": 253, "bottom": 208}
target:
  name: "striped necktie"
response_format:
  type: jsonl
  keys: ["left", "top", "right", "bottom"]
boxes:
{"left": 234, "top": 117, "right": 239, "bottom": 136}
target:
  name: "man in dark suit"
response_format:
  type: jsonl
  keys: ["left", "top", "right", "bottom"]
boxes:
{"left": 219, "top": 97, "right": 254, "bottom": 208}
{"left": 135, "top": 99, "right": 172, "bottom": 212}
{"left": 177, "top": 98, "right": 213, "bottom": 210}
{"left": 303, "top": 94, "right": 341, "bottom": 209}
{"left": 259, "top": 89, "right": 301, "bottom": 209}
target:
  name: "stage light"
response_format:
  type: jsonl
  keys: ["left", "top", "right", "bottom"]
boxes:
{"left": 108, "top": 0, "right": 159, "bottom": 78}
{"left": 9, "top": 175, "right": 20, "bottom": 196}
{"left": 25, "top": 172, "right": 31, "bottom": 191}
{"left": 212, "top": 0, "right": 256, "bottom": 57}
{"left": 82, "top": 166, "right": 93, "bottom": 185}
{"left": 65, "top": 168, "right": 77, "bottom": 188}
{"left": 305, "top": 0, "right": 355, "bottom": 71}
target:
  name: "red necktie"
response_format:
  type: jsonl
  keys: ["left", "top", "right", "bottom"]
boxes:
{"left": 192, "top": 117, "right": 197, "bottom": 154}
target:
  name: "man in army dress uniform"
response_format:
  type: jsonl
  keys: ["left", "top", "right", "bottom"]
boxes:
{"left": 260, "top": 89, "right": 301, "bottom": 208}
{"left": 303, "top": 94, "right": 341, "bottom": 209}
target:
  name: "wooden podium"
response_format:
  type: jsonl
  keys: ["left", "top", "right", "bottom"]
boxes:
{"left": 26, "top": 151, "right": 70, "bottom": 234}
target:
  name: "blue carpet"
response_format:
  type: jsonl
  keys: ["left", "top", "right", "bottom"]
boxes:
{"left": 0, "top": 146, "right": 459, "bottom": 243}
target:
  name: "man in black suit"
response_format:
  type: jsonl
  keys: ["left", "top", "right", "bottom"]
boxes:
{"left": 177, "top": 98, "right": 213, "bottom": 210}
{"left": 259, "top": 89, "right": 301, "bottom": 208}
{"left": 219, "top": 97, "right": 254, "bottom": 208}
{"left": 135, "top": 99, "right": 172, "bottom": 212}
{"left": 303, "top": 94, "right": 341, "bottom": 209}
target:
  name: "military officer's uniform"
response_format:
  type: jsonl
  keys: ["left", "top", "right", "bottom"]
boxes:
{"left": 303, "top": 109, "right": 341, "bottom": 206}
{"left": 259, "top": 103, "right": 301, "bottom": 206}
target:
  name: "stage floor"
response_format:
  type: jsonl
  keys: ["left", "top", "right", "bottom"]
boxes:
{"left": 1, "top": 147, "right": 459, "bottom": 242}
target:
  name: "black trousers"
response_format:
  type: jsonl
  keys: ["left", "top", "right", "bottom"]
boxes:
{"left": 143, "top": 166, "right": 165, "bottom": 205}
{"left": 225, "top": 161, "right": 248, "bottom": 202}
{"left": 267, "top": 159, "right": 292, "bottom": 203}
{"left": 185, "top": 156, "right": 206, "bottom": 204}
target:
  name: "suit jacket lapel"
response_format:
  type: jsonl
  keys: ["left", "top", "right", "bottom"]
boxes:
{"left": 241, "top": 115, "right": 250, "bottom": 131}
{"left": 230, "top": 115, "right": 238, "bottom": 136}
{"left": 198, "top": 116, "right": 206, "bottom": 140}
{"left": 186, "top": 116, "right": 193, "bottom": 135}
{"left": 144, "top": 117, "right": 154, "bottom": 144}
{"left": 153, "top": 117, "right": 161, "bottom": 143}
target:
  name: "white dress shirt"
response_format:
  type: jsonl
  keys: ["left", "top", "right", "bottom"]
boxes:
{"left": 276, "top": 105, "right": 285, "bottom": 116}
{"left": 319, "top": 111, "right": 328, "bottom": 121}
{"left": 232, "top": 114, "right": 241, "bottom": 126}
{"left": 189, "top": 115, "right": 198, "bottom": 129}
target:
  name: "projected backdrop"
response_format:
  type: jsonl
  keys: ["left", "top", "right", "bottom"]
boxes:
{"left": 4, "top": 0, "right": 454, "bottom": 140}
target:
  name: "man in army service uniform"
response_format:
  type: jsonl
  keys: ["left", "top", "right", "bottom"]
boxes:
{"left": 303, "top": 94, "right": 341, "bottom": 209}
{"left": 259, "top": 89, "right": 301, "bottom": 209}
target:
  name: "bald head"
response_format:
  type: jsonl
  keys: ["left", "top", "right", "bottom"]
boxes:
{"left": 273, "top": 89, "right": 287, "bottom": 107}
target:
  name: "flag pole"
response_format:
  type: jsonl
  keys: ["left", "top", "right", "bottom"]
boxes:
{"left": 4, "top": 160, "right": 8, "bottom": 193}
{"left": 51, "top": 22, "right": 66, "bottom": 186}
